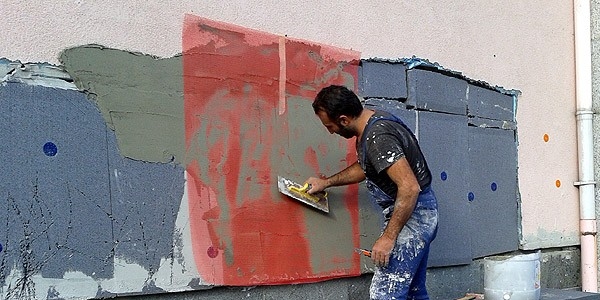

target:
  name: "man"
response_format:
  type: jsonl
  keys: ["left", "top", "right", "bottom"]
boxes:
{"left": 305, "top": 85, "right": 438, "bottom": 300}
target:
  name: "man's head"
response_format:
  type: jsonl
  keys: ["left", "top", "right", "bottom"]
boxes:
{"left": 312, "top": 85, "right": 363, "bottom": 139}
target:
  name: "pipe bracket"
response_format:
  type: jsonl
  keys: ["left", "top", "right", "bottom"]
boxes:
{"left": 574, "top": 180, "right": 597, "bottom": 187}
{"left": 576, "top": 110, "right": 594, "bottom": 116}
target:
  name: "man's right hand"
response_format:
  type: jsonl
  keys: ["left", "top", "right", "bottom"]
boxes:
{"left": 303, "top": 162, "right": 365, "bottom": 194}
{"left": 304, "top": 175, "right": 328, "bottom": 194}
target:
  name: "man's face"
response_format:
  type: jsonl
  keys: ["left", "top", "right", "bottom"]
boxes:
{"left": 316, "top": 110, "right": 355, "bottom": 139}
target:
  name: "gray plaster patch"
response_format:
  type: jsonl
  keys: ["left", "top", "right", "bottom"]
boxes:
{"left": 60, "top": 45, "right": 184, "bottom": 164}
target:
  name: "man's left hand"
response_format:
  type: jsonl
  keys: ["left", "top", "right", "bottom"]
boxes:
{"left": 371, "top": 235, "right": 395, "bottom": 267}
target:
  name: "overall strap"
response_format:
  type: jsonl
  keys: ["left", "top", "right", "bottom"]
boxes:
{"left": 360, "top": 113, "right": 415, "bottom": 165}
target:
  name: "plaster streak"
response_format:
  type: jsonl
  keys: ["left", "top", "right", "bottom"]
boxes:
{"left": 279, "top": 36, "right": 286, "bottom": 115}
{"left": 150, "top": 173, "right": 203, "bottom": 288}
{"left": 2, "top": 255, "right": 199, "bottom": 300}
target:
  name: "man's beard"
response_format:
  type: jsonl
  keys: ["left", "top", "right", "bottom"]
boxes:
{"left": 337, "top": 124, "right": 355, "bottom": 139}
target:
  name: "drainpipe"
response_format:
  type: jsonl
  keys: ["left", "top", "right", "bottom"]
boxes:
{"left": 574, "top": 0, "right": 598, "bottom": 292}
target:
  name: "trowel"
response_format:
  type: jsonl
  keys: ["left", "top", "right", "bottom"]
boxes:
{"left": 277, "top": 176, "right": 329, "bottom": 213}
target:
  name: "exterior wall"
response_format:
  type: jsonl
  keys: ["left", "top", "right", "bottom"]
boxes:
{"left": 592, "top": 0, "right": 600, "bottom": 288}
{"left": 1, "top": 0, "right": 578, "bottom": 250}
{"left": 0, "top": 1, "right": 581, "bottom": 298}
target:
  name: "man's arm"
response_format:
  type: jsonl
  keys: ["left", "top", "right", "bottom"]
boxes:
{"left": 305, "top": 161, "right": 366, "bottom": 193}
{"left": 371, "top": 157, "right": 420, "bottom": 267}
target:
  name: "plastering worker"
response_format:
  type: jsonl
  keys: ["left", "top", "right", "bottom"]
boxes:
{"left": 305, "top": 85, "right": 438, "bottom": 300}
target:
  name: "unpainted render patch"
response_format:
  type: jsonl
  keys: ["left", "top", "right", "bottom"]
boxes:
{"left": 0, "top": 58, "right": 77, "bottom": 90}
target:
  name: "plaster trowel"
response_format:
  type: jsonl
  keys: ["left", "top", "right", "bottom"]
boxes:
{"left": 277, "top": 176, "right": 329, "bottom": 213}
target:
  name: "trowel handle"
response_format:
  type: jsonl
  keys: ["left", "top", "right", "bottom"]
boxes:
{"left": 290, "top": 183, "right": 311, "bottom": 193}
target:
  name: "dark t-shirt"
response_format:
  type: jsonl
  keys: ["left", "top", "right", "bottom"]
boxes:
{"left": 357, "top": 110, "right": 432, "bottom": 198}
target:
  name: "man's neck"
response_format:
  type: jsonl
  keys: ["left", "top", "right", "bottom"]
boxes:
{"left": 355, "top": 109, "right": 375, "bottom": 141}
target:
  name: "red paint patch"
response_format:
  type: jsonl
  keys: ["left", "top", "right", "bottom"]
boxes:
{"left": 183, "top": 14, "right": 360, "bottom": 285}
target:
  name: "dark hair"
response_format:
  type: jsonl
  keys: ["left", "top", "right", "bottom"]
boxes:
{"left": 312, "top": 85, "right": 363, "bottom": 120}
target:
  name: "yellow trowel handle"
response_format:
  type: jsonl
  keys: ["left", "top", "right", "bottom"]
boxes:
{"left": 289, "top": 183, "right": 327, "bottom": 199}
{"left": 289, "top": 183, "right": 311, "bottom": 193}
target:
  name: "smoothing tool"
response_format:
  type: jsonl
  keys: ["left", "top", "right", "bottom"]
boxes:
{"left": 277, "top": 176, "right": 329, "bottom": 213}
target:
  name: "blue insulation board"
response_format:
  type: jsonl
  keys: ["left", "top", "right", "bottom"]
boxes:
{"left": 407, "top": 69, "right": 468, "bottom": 115}
{"left": 0, "top": 83, "right": 114, "bottom": 280}
{"left": 359, "top": 61, "right": 408, "bottom": 99}
{"left": 468, "top": 126, "right": 519, "bottom": 258}
{"left": 417, "top": 111, "right": 472, "bottom": 266}
{"left": 107, "top": 137, "right": 185, "bottom": 275}
{"left": 0, "top": 82, "right": 185, "bottom": 285}
{"left": 467, "top": 84, "right": 514, "bottom": 122}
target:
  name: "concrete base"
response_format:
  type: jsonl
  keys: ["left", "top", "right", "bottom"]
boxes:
{"left": 110, "top": 248, "right": 583, "bottom": 300}
{"left": 541, "top": 288, "right": 600, "bottom": 299}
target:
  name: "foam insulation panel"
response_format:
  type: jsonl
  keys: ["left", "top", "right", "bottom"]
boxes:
{"left": 468, "top": 84, "right": 515, "bottom": 122}
{"left": 418, "top": 111, "right": 472, "bottom": 266}
{"left": 468, "top": 126, "right": 519, "bottom": 258}
{"left": 407, "top": 68, "right": 468, "bottom": 115}
{"left": 359, "top": 61, "right": 408, "bottom": 99}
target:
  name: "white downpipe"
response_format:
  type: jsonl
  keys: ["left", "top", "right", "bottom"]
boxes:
{"left": 574, "top": 0, "right": 598, "bottom": 292}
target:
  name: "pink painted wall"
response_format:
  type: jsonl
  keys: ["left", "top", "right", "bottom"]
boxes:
{"left": 183, "top": 16, "right": 361, "bottom": 285}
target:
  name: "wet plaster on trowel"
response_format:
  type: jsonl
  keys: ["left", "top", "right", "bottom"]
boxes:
{"left": 59, "top": 45, "right": 184, "bottom": 164}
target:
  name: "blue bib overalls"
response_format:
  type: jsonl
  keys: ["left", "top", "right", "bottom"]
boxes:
{"left": 359, "top": 115, "right": 439, "bottom": 300}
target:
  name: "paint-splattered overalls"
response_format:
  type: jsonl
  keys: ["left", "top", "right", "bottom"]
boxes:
{"left": 366, "top": 182, "right": 438, "bottom": 299}
{"left": 360, "top": 115, "right": 439, "bottom": 300}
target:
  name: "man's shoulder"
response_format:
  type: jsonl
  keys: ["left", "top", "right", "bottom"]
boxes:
{"left": 368, "top": 110, "right": 401, "bottom": 129}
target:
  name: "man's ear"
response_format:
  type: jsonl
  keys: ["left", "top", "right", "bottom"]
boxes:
{"left": 338, "top": 115, "right": 350, "bottom": 126}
